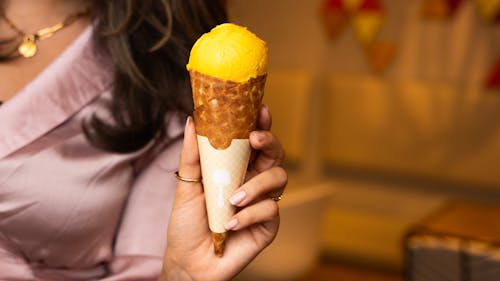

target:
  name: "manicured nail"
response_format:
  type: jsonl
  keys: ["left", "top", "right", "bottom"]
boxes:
{"left": 185, "top": 116, "right": 192, "bottom": 131}
{"left": 229, "top": 190, "right": 246, "bottom": 205}
{"left": 261, "top": 104, "right": 270, "bottom": 115}
{"left": 261, "top": 104, "right": 272, "bottom": 120}
{"left": 225, "top": 218, "right": 238, "bottom": 230}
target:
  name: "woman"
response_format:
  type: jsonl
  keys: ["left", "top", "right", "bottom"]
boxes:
{"left": 0, "top": 0, "right": 287, "bottom": 280}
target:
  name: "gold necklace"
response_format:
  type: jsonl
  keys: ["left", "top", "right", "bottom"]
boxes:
{"left": 0, "top": 10, "right": 88, "bottom": 59}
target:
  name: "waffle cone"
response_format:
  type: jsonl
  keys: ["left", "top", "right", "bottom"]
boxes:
{"left": 189, "top": 70, "right": 266, "bottom": 256}
{"left": 190, "top": 70, "right": 266, "bottom": 149}
{"left": 198, "top": 136, "right": 251, "bottom": 255}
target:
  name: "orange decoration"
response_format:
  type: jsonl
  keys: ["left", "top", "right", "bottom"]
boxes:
{"left": 342, "top": 0, "right": 363, "bottom": 12}
{"left": 352, "top": 0, "right": 385, "bottom": 45}
{"left": 357, "top": 0, "right": 384, "bottom": 12}
{"left": 321, "top": 0, "right": 348, "bottom": 39}
{"left": 420, "top": 0, "right": 464, "bottom": 20}
{"left": 320, "top": 0, "right": 396, "bottom": 74}
{"left": 365, "top": 41, "right": 397, "bottom": 74}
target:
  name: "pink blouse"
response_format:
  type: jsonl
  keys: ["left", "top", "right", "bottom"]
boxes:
{"left": 0, "top": 25, "right": 184, "bottom": 280}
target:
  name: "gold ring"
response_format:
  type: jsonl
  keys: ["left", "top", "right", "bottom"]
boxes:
{"left": 174, "top": 171, "right": 202, "bottom": 183}
{"left": 271, "top": 195, "right": 283, "bottom": 202}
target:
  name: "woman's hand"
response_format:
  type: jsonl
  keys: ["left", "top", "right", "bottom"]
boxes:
{"left": 161, "top": 105, "right": 287, "bottom": 281}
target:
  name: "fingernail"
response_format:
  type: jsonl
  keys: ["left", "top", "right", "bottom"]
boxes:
{"left": 225, "top": 218, "right": 238, "bottom": 230}
{"left": 261, "top": 104, "right": 271, "bottom": 118}
{"left": 261, "top": 104, "right": 269, "bottom": 114}
{"left": 229, "top": 190, "right": 246, "bottom": 205}
{"left": 185, "top": 116, "right": 192, "bottom": 131}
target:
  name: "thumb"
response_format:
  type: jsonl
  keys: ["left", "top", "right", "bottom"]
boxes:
{"left": 176, "top": 116, "right": 203, "bottom": 200}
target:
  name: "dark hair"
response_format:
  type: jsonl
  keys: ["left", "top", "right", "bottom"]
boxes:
{"left": 85, "top": 0, "right": 227, "bottom": 153}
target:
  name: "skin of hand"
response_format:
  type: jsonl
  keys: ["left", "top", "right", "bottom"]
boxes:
{"left": 160, "top": 105, "right": 287, "bottom": 281}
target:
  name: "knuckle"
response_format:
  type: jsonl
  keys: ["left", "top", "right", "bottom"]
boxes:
{"left": 261, "top": 131, "right": 274, "bottom": 145}
{"left": 267, "top": 200, "right": 280, "bottom": 218}
{"left": 273, "top": 166, "right": 288, "bottom": 186}
{"left": 241, "top": 208, "right": 256, "bottom": 224}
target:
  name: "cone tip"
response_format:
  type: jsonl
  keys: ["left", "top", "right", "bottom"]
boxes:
{"left": 212, "top": 232, "right": 227, "bottom": 257}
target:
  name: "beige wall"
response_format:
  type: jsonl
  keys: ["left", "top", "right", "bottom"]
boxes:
{"left": 228, "top": 0, "right": 500, "bottom": 188}
{"left": 228, "top": 0, "right": 327, "bottom": 71}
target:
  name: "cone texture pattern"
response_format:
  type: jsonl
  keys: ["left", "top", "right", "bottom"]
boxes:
{"left": 190, "top": 70, "right": 266, "bottom": 149}
{"left": 190, "top": 69, "right": 266, "bottom": 256}
{"left": 197, "top": 136, "right": 251, "bottom": 233}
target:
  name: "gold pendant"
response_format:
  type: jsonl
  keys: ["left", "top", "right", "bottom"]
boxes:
{"left": 18, "top": 35, "right": 37, "bottom": 58}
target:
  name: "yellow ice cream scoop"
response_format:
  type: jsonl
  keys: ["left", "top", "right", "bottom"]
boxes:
{"left": 187, "top": 23, "right": 268, "bottom": 83}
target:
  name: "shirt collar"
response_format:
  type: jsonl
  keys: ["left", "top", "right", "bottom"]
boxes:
{"left": 0, "top": 25, "right": 114, "bottom": 159}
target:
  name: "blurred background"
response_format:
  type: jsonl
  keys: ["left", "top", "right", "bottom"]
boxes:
{"left": 227, "top": 0, "right": 500, "bottom": 280}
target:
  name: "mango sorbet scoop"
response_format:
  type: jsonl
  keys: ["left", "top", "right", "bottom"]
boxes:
{"left": 187, "top": 23, "right": 268, "bottom": 256}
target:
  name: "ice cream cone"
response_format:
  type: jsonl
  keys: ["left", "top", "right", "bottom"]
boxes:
{"left": 187, "top": 23, "right": 268, "bottom": 256}
{"left": 190, "top": 70, "right": 266, "bottom": 256}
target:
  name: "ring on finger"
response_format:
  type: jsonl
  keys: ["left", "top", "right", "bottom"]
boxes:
{"left": 271, "top": 194, "right": 283, "bottom": 202}
{"left": 174, "top": 171, "right": 202, "bottom": 183}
